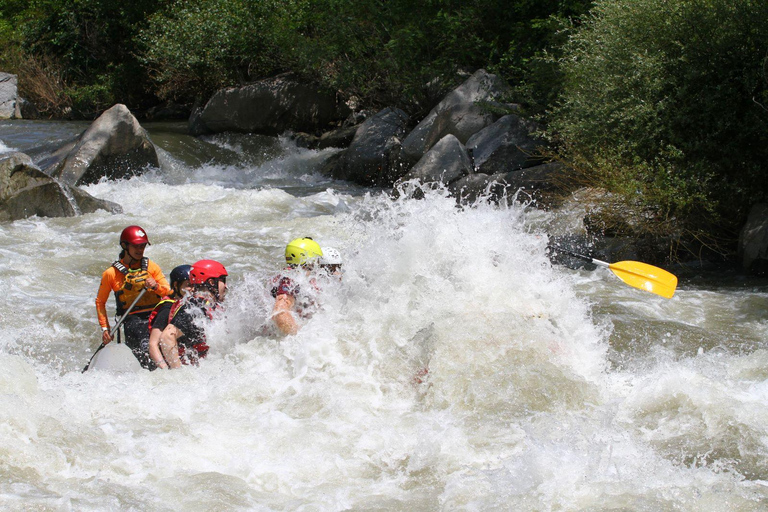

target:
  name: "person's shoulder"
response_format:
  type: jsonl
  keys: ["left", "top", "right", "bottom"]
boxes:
{"left": 101, "top": 264, "right": 119, "bottom": 279}
{"left": 155, "top": 298, "right": 175, "bottom": 312}
{"left": 146, "top": 259, "right": 164, "bottom": 272}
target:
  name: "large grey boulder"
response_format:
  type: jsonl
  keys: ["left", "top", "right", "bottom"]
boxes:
{"left": 466, "top": 114, "right": 544, "bottom": 174}
{"left": 0, "top": 152, "right": 121, "bottom": 221}
{"left": 329, "top": 107, "right": 409, "bottom": 186}
{"left": 44, "top": 104, "right": 158, "bottom": 186}
{"left": 739, "top": 203, "right": 768, "bottom": 275}
{"left": 193, "top": 73, "right": 350, "bottom": 136}
{"left": 397, "top": 134, "right": 472, "bottom": 186}
{"left": 0, "top": 72, "right": 21, "bottom": 119}
{"left": 400, "top": 69, "right": 510, "bottom": 164}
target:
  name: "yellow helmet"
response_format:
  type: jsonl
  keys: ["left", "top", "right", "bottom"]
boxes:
{"left": 285, "top": 237, "right": 323, "bottom": 267}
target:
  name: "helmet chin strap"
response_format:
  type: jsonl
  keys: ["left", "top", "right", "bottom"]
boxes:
{"left": 120, "top": 243, "right": 139, "bottom": 266}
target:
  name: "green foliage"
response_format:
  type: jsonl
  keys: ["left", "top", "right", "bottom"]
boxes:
{"left": 0, "top": 0, "right": 168, "bottom": 114}
{"left": 548, "top": 0, "right": 768, "bottom": 255}
{"left": 267, "top": 0, "right": 593, "bottom": 113}
{"left": 137, "top": 0, "right": 284, "bottom": 101}
{"left": 2, "top": 0, "right": 593, "bottom": 114}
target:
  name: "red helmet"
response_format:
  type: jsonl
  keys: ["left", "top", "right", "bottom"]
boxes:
{"left": 120, "top": 225, "right": 150, "bottom": 247}
{"left": 190, "top": 259, "right": 228, "bottom": 285}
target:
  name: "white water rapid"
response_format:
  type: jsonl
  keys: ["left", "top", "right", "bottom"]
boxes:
{"left": 1, "top": 121, "right": 768, "bottom": 511}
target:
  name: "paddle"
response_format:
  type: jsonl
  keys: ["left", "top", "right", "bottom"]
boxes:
{"left": 548, "top": 246, "right": 678, "bottom": 299}
{"left": 82, "top": 288, "right": 148, "bottom": 373}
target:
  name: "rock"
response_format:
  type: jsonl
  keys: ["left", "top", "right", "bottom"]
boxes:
{"left": 739, "top": 203, "right": 768, "bottom": 275}
{"left": 329, "top": 107, "right": 409, "bottom": 186}
{"left": 188, "top": 98, "right": 210, "bottom": 136}
{"left": 291, "top": 124, "right": 359, "bottom": 150}
{"left": 317, "top": 124, "right": 359, "bottom": 149}
{"left": 44, "top": 104, "right": 159, "bottom": 186}
{"left": 441, "top": 161, "right": 563, "bottom": 206}
{"left": 466, "top": 114, "right": 545, "bottom": 174}
{"left": 447, "top": 172, "right": 501, "bottom": 204}
{"left": 400, "top": 69, "right": 511, "bottom": 164}
{"left": 194, "top": 73, "right": 351, "bottom": 135}
{"left": 0, "top": 152, "right": 121, "bottom": 221}
{"left": 398, "top": 134, "right": 472, "bottom": 186}
{"left": 544, "top": 187, "right": 675, "bottom": 265}
{"left": 495, "top": 162, "right": 563, "bottom": 205}
{"left": 18, "top": 97, "right": 39, "bottom": 120}
{"left": 0, "top": 72, "right": 21, "bottom": 119}
{"left": 140, "top": 101, "right": 190, "bottom": 121}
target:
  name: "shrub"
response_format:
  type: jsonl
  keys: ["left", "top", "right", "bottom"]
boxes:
{"left": 548, "top": 0, "right": 768, "bottom": 258}
{"left": 137, "top": 0, "right": 284, "bottom": 102}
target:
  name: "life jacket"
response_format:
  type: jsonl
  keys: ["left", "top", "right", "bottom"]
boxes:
{"left": 113, "top": 257, "right": 160, "bottom": 315}
{"left": 270, "top": 270, "right": 320, "bottom": 318}
{"left": 168, "top": 294, "right": 214, "bottom": 363}
{"left": 147, "top": 296, "right": 176, "bottom": 332}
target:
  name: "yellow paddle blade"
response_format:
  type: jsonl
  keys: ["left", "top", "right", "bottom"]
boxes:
{"left": 608, "top": 260, "right": 678, "bottom": 299}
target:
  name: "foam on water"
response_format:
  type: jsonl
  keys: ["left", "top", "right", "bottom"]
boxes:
{"left": 0, "top": 139, "right": 13, "bottom": 154}
{"left": 1, "top": 137, "right": 768, "bottom": 510}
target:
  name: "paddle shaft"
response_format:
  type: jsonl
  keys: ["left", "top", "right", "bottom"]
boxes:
{"left": 549, "top": 247, "right": 610, "bottom": 268}
{"left": 82, "top": 288, "right": 149, "bottom": 373}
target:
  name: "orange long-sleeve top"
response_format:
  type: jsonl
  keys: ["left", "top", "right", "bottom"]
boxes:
{"left": 95, "top": 259, "right": 171, "bottom": 329}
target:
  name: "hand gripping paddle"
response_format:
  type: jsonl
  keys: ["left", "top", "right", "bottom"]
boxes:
{"left": 82, "top": 288, "right": 148, "bottom": 372}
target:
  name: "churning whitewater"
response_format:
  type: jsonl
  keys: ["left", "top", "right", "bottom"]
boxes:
{"left": 1, "top": 123, "right": 767, "bottom": 511}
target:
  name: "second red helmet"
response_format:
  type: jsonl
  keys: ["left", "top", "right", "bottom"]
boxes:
{"left": 120, "top": 225, "right": 150, "bottom": 247}
{"left": 190, "top": 259, "right": 228, "bottom": 284}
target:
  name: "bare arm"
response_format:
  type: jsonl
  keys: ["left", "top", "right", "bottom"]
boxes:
{"left": 272, "top": 294, "right": 298, "bottom": 335}
{"left": 158, "top": 324, "right": 183, "bottom": 369}
{"left": 148, "top": 327, "right": 168, "bottom": 369}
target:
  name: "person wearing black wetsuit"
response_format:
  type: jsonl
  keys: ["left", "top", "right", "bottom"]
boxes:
{"left": 156, "top": 259, "right": 228, "bottom": 369}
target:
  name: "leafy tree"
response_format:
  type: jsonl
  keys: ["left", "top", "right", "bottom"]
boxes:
{"left": 138, "top": 0, "right": 592, "bottom": 113}
{"left": 0, "top": 0, "right": 169, "bottom": 115}
{"left": 137, "top": 0, "right": 285, "bottom": 102}
{"left": 548, "top": 0, "right": 768, "bottom": 258}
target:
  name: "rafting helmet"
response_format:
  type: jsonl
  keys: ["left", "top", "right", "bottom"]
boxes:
{"left": 120, "top": 225, "right": 150, "bottom": 248}
{"left": 190, "top": 259, "right": 228, "bottom": 285}
{"left": 320, "top": 247, "right": 342, "bottom": 266}
{"left": 285, "top": 237, "right": 323, "bottom": 267}
{"left": 170, "top": 264, "right": 193, "bottom": 285}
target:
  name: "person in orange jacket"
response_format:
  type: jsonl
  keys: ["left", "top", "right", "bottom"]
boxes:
{"left": 95, "top": 225, "right": 170, "bottom": 369}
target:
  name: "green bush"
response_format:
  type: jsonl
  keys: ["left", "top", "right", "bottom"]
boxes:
{"left": 0, "top": 0, "right": 167, "bottom": 114}
{"left": 548, "top": 0, "right": 768, "bottom": 257}
{"left": 137, "top": 0, "right": 284, "bottom": 102}
{"left": 137, "top": 0, "right": 592, "bottom": 112}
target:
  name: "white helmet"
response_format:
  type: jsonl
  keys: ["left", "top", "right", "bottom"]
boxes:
{"left": 320, "top": 247, "right": 343, "bottom": 266}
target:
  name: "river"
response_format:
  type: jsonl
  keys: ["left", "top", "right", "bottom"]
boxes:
{"left": 1, "top": 120, "right": 767, "bottom": 511}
